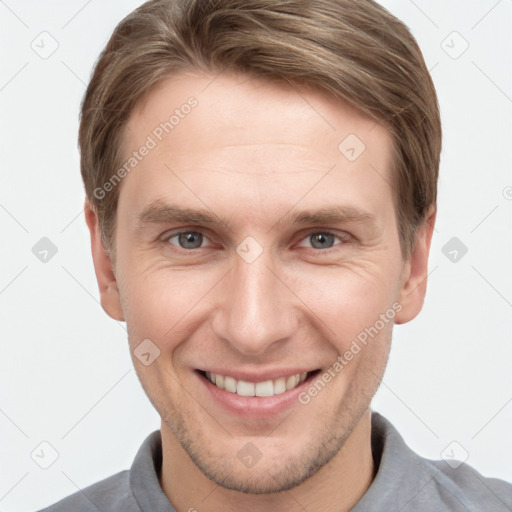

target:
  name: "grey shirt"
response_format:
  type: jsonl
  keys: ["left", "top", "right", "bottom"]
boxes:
{"left": 36, "top": 412, "right": 512, "bottom": 511}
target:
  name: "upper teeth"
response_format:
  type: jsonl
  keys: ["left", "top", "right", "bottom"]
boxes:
{"left": 205, "top": 371, "right": 308, "bottom": 397}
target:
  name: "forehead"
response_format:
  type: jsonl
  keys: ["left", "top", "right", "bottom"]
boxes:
{"left": 119, "top": 71, "right": 395, "bottom": 229}
{"left": 127, "top": 71, "right": 391, "bottom": 156}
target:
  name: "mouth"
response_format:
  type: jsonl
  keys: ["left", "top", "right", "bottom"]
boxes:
{"left": 198, "top": 369, "right": 321, "bottom": 397}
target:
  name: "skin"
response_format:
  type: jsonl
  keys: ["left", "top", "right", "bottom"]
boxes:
{"left": 85, "top": 71, "right": 435, "bottom": 512}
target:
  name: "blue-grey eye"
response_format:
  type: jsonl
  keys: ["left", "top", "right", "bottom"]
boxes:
{"left": 309, "top": 232, "right": 336, "bottom": 249}
{"left": 174, "top": 232, "right": 204, "bottom": 249}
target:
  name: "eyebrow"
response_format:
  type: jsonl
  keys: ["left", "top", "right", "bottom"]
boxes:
{"left": 276, "top": 206, "right": 376, "bottom": 227}
{"left": 137, "top": 202, "right": 229, "bottom": 229}
{"left": 136, "top": 201, "right": 376, "bottom": 231}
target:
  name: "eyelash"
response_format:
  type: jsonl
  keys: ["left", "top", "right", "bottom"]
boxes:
{"left": 162, "top": 229, "right": 352, "bottom": 254}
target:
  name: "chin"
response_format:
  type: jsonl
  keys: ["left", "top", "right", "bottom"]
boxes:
{"left": 165, "top": 413, "right": 352, "bottom": 495}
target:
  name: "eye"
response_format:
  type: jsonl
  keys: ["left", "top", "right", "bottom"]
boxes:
{"left": 167, "top": 231, "right": 210, "bottom": 250}
{"left": 163, "top": 229, "right": 349, "bottom": 253}
{"left": 298, "top": 231, "right": 346, "bottom": 250}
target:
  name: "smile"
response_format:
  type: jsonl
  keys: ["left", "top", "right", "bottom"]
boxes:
{"left": 204, "top": 371, "right": 311, "bottom": 397}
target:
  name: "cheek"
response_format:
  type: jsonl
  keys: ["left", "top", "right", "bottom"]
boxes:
{"left": 286, "top": 261, "right": 400, "bottom": 344}
{"left": 117, "top": 242, "right": 402, "bottom": 356}
{"left": 119, "top": 265, "right": 219, "bottom": 345}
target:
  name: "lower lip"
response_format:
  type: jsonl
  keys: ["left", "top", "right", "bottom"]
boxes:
{"left": 197, "top": 371, "right": 316, "bottom": 418}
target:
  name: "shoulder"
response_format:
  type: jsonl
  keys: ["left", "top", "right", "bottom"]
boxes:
{"left": 35, "top": 430, "right": 163, "bottom": 512}
{"left": 366, "top": 412, "right": 512, "bottom": 511}
{"left": 425, "top": 457, "right": 512, "bottom": 511}
{"left": 35, "top": 470, "right": 140, "bottom": 512}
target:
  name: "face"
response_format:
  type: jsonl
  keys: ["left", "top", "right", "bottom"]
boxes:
{"left": 87, "top": 71, "right": 433, "bottom": 494}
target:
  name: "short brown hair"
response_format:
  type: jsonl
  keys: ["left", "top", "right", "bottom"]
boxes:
{"left": 79, "top": 0, "right": 441, "bottom": 258}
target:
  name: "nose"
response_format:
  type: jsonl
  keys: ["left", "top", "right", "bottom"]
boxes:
{"left": 211, "top": 248, "right": 299, "bottom": 356}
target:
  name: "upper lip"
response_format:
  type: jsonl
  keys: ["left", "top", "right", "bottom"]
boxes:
{"left": 198, "top": 368, "right": 319, "bottom": 382}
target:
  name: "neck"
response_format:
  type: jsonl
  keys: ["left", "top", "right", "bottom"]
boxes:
{"left": 159, "top": 409, "right": 375, "bottom": 512}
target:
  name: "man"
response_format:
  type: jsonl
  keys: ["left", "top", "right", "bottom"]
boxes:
{"left": 38, "top": 0, "right": 512, "bottom": 510}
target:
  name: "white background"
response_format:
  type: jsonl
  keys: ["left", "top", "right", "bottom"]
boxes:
{"left": 0, "top": 1, "right": 511, "bottom": 510}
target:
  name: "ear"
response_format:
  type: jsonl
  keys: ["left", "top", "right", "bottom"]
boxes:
{"left": 84, "top": 200, "right": 125, "bottom": 321}
{"left": 395, "top": 207, "right": 436, "bottom": 324}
